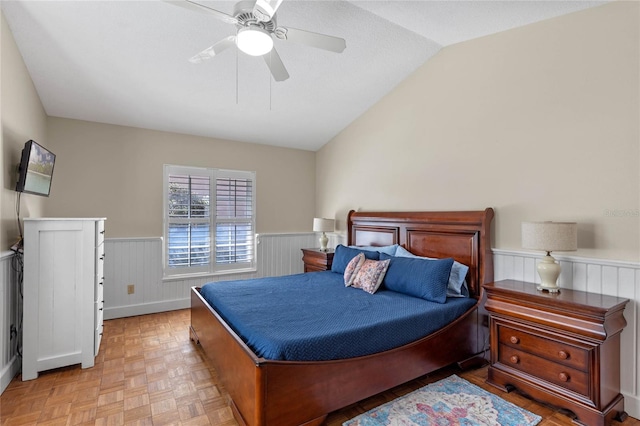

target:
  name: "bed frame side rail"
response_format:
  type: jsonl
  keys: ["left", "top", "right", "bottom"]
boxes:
{"left": 191, "top": 288, "right": 266, "bottom": 426}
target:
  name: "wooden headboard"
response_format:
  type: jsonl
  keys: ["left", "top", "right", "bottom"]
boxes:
{"left": 348, "top": 208, "right": 494, "bottom": 297}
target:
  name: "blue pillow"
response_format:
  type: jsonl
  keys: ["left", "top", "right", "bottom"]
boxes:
{"left": 331, "top": 244, "right": 380, "bottom": 274}
{"left": 395, "top": 246, "right": 470, "bottom": 297}
{"left": 380, "top": 253, "right": 453, "bottom": 303}
{"left": 348, "top": 244, "right": 399, "bottom": 256}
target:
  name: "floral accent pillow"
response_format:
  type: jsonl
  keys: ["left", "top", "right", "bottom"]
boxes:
{"left": 344, "top": 252, "right": 365, "bottom": 286}
{"left": 352, "top": 259, "right": 391, "bottom": 294}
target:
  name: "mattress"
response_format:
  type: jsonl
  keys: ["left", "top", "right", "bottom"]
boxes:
{"left": 199, "top": 271, "right": 477, "bottom": 361}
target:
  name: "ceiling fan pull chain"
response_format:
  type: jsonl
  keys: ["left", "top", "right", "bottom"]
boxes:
{"left": 236, "top": 46, "right": 239, "bottom": 105}
{"left": 269, "top": 50, "right": 272, "bottom": 111}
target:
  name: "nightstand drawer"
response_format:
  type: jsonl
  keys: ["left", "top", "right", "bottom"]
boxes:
{"left": 498, "top": 344, "right": 589, "bottom": 397}
{"left": 497, "top": 324, "right": 589, "bottom": 372}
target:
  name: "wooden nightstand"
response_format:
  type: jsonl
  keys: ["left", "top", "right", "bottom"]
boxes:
{"left": 301, "top": 248, "right": 334, "bottom": 272}
{"left": 483, "top": 280, "right": 629, "bottom": 426}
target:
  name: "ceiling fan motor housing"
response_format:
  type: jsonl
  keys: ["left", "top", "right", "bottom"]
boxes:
{"left": 234, "top": 1, "right": 276, "bottom": 32}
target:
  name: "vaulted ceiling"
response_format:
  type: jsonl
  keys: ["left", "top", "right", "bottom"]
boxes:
{"left": 2, "top": 0, "right": 606, "bottom": 151}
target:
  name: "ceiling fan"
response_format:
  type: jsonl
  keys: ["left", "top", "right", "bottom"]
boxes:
{"left": 167, "top": 0, "right": 347, "bottom": 82}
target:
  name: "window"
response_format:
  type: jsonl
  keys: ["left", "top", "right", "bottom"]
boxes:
{"left": 163, "top": 165, "right": 256, "bottom": 277}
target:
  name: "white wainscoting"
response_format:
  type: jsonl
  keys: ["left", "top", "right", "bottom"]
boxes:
{"left": 0, "top": 251, "right": 21, "bottom": 395}
{"left": 493, "top": 248, "right": 640, "bottom": 419}
{"left": 103, "top": 233, "right": 319, "bottom": 320}
{"left": 4, "top": 237, "right": 637, "bottom": 418}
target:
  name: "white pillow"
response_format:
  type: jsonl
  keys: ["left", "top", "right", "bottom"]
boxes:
{"left": 348, "top": 244, "right": 399, "bottom": 256}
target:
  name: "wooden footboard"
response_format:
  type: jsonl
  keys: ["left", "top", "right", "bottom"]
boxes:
{"left": 191, "top": 286, "right": 483, "bottom": 426}
{"left": 191, "top": 288, "right": 265, "bottom": 426}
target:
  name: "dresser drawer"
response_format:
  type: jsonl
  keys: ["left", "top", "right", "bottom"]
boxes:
{"left": 498, "top": 344, "right": 590, "bottom": 397}
{"left": 95, "top": 308, "right": 103, "bottom": 355}
{"left": 95, "top": 238, "right": 105, "bottom": 290}
{"left": 96, "top": 220, "right": 105, "bottom": 246}
{"left": 96, "top": 281, "right": 104, "bottom": 306}
{"left": 497, "top": 323, "right": 589, "bottom": 371}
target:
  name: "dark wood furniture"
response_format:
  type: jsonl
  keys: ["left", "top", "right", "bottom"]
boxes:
{"left": 484, "top": 280, "right": 629, "bottom": 426}
{"left": 190, "top": 208, "right": 494, "bottom": 426}
{"left": 301, "top": 248, "right": 334, "bottom": 272}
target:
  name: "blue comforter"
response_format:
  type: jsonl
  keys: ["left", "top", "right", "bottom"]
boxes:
{"left": 199, "top": 271, "right": 476, "bottom": 361}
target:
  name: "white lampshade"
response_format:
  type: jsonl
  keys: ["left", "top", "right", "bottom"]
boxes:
{"left": 522, "top": 221, "right": 577, "bottom": 293}
{"left": 236, "top": 27, "right": 273, "bottom": 56}
{"left": 313, "top": 218, "right": 335, "bottom": 233}
{"left": 522, "top": 222, "right": 578, "bottom": 253}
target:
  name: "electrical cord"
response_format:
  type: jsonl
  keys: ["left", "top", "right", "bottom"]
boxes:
{"left": 10, "top": 250, "right": 23, "bottom": 359}
{"left": 11, "top": 191, "right": 24, "bottom": 359}
{"left": 16, "top": 191, "right": 23, "bottom": 241}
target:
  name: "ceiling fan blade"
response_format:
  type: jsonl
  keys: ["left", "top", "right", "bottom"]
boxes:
{"left": 189, "top": 36, "right": 236, "bottom": 64}
{"left": 263, "top": 48, "right": 289, "bottom": 82}
{"left": 164, "top": 0, "right": 238, "bottom": 25}
{"left": 275, "top": 27, "right": 346, "bottom": 53}
{"left": 252, "top": 0, "right": 284, "bottom": 22}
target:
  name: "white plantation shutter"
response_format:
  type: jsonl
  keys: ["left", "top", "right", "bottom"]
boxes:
{"left": 214, "top": 172, "right": 255, "bottom": 269}
{"left": 167, "top": 173, "right": 211, "bottom": 270}
{"left": 164, "top": 165, "right": 256, "bottom": 277}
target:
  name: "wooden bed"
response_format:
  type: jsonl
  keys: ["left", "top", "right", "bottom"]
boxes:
{"left": 190, "top": 208, "right": 494, "bottom": 426}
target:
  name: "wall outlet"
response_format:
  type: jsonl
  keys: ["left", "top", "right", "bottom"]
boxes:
{"left": 127, "top": 284, "right": 135, "bottom": 295}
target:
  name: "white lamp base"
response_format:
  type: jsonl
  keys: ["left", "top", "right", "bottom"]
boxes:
{"left": 536, "top": 253, "right": 561, "bottom": 293}
{"left": 319, "top": 232, "right": 328, "bottom": 251}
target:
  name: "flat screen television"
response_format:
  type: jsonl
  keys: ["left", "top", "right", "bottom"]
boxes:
{"left": 15, "top": 140, "right": 56, "bottom": 197}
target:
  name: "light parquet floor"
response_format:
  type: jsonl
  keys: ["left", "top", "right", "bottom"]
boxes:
{"left": 0, "top": 309, "right": 638, "bottom": 426}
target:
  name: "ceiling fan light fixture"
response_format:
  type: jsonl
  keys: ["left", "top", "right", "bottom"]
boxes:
{"left": 236, "top": 27, "right": 274, "bottom": 56}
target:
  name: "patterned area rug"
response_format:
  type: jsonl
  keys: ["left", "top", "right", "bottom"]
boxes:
{"left": 343, "top": 375, "right": 541, "bottom": 426}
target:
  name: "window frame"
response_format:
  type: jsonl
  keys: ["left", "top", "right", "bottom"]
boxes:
{"left": 163, "top": 164, "right": 256, "bottom": 279}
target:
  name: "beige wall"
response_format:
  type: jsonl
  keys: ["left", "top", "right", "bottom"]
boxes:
{"left": 2, "top": 9, "right": 314, "bottom": 244}
{"left": 317, "top": 2, "right": 640, "bottom": 262}
{"left": 1, "top": 12, "right": 48, "bottom": 251}
{"left": 45, "top": 117, "right": 315, "bottom": 237}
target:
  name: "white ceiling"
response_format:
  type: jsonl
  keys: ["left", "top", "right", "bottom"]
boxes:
{"left": 2, "top": 0, "right": 606, "bottom": 151}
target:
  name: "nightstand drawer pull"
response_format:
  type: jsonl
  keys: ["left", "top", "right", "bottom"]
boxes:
{"left": 509, "top": 355, "right": 520, "bottom": 364}
{"left": 558, "top": 372, "right": 569, "bottom": 382}
{"left": 510, "top": 336, "right": 519, "bottom": 344}
{"left": 558, "top": 350, "right": 569, "bottom": 359}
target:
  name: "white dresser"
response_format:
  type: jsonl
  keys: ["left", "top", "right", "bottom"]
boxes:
{"left": 22, "top": 218, "right": 106, "bottom": 380}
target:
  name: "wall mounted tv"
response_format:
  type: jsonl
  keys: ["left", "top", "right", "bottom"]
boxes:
{"left": 15, "top": 140, "right": 56, "bottom": 197}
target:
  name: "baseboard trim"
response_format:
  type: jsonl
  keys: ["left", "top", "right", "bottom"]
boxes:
{"left": 104, "top": 298, "right": 190, "bottom": 320}
{"left": 0, "top": 355, "right": 20, "bottom": 395}
{"left": 623, "top": 392, "right": 640, "bottom": 421}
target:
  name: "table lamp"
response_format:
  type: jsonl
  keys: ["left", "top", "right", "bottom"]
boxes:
{"left": 522, "top": 221, "right": 577, "bottom": 293}
{"left": 313, "top": 218, "right": 335, "bottom": 252}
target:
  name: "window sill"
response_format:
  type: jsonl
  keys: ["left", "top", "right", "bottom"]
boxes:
{"left": 162, "top": 267, "right": 257, "bottom": 282}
